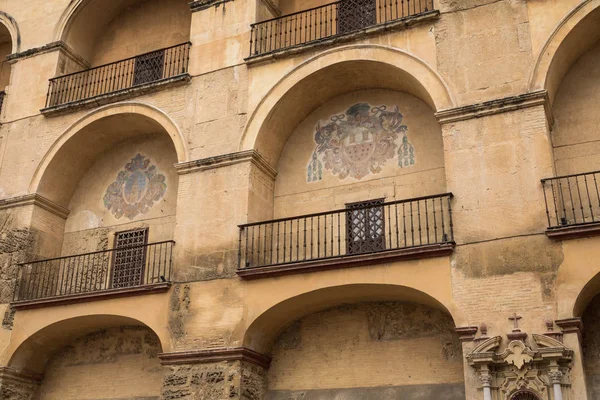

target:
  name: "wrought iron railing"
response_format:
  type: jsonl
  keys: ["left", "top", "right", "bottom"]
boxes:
{"left": 249, "top": 0, "right": 434, "bottom": 56}
{"left": 13, "top": 240, "right": 174, "bottom": 302}
{"left": 45, "top": 42, "right": 191, "bottom": 108}
{"left": 542, "top": 170, "right": 600, "bottom": 229}
{"left": 238, "top": 193, "right": 453, "bottom": 269}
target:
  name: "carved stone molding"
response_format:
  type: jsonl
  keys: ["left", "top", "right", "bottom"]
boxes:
{"left": 435, "top": 90, "right": 553, "bottom": 126}
{"left": 455, "top": 326, "right": 479, "bottom": 343}
{"left": 0, "top": 367, "right": 42, "bottom": 385}
{"left": 7, "top": 40, "right": 89, "bottom": 69}
{"left": 0, "top": 193, "right": 70, "bottom": 219}
{"left": 175, "top": 150, "right": 278, "bottom": 180}
{"left": 555, "top": 318, "right": 584, "bottom": 341}
{"left": 189, "top": 0, "right": 234, "bottom": 12}
{"left": 158, "top": 347, "right": 272, "bottom": 369}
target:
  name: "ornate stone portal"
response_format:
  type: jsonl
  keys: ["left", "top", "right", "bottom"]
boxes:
{"left": 467, "top": 334, "right": 573, "bottom": 400}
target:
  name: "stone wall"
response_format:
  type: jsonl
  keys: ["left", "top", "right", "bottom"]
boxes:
{"left": 266, "top": 301, "right": 464, "bottom": 398}
{"left": 162, "top": 361, "right": 266, "bottom": 400}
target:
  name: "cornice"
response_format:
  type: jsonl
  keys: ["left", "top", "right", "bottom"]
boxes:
{"left": 158, "top": 347, "right": 271, "bottom": 369}
{"left": 0, "top": 367, "right": 42, "bottom": 385}
{"left": 455, "top": 326, "right": 479, "bottom": 343}
{"left": 0, "top": 194, "right": 70, "bottom": 219}
{"left": 189, "top": 0, "right": 234, "bottom": 12}
{"left": 7, "top": 41, "right": 89, "bottom": 69}
{"left": 175, "top": 150, "right": 278, "bottom": 179}
{"left": 435, "top": 90, "right": 553, "bottom": 126}
{"left": 555, "top": 318, "right": 584, "bottom": 341}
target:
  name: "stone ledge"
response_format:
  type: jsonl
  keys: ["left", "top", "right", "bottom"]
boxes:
{"left": 7, "top": 41, "right": 89, "bottom": 68}
{"left": 237, "top": 243, "right": 455, "bottom": 280}
{"left": 189, "top": 0, "right": 234, "bottom": 12}
{"left": 435, "top": 90, "right": 553, "bottom": 125}
{"left": 158, "top": 347, "right": 271, "bottom": 369}
{"left": 174, "top": 150, "right": 278, "bottom": 179}
{"left": 40, "top": 74, "right": 191, "bottom": 117}
{"left": 0, "top": 193, "right": 70, "bottom": 219}
{"left": 11, "top": 282, "right": 171, "bottom": 310}
{"left": 545, "top": 222, "right": 600, "bottom": 241}
{"left": 0, "top": 367, "right": 42, "bottom": 385}
{"left": 455, "top": 326, "right": 479, "bottom": 343}
{"left": 245, "top": 10, "right": 440, "bottom": 64}
{"left": 555, "top": 318, "right": 584, "bottom": 342}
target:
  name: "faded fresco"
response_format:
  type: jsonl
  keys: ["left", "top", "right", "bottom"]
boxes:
{"left": 103, "top": 153, "right": 167, "bottom": 219}
{"left": 307, "top": 103, "right": 415, "bottom": 182}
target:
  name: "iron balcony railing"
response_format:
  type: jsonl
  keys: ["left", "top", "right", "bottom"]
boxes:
{"left": 45, "top": 42, "right": 191, "bottom": 108}
{"left": 13, "top": 240, "right": 174, "bottom": 302}
{"left": 249, "top": 0, "right": 434, "bottom": 57}
{"left": 542, "top": 170, "right": 600, "bottom": 229}
{"left": 238, "top": 193, "right": 453, "bottom": 269}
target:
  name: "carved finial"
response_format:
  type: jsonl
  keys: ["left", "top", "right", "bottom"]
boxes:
{"left": 545, "top": 318, "right": 554, "bottom": 332}
{"left": 480, "top": 323, "right": 488, "bottom": 336}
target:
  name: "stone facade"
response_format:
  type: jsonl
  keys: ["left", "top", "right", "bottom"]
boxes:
{"left": 0, "top": 0, "right": 598, "bottom": 399}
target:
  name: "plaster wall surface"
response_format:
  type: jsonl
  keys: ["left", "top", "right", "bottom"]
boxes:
{"left": 266, "top": 301, "right": 464, "bottom": 397}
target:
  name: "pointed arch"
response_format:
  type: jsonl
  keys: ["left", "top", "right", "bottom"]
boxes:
{"left": 0, "top": 11, "right": 20, "bottom": 54}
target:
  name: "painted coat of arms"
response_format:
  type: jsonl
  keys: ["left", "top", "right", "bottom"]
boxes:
{"left": 307, "top": 103, "right": 415, "bottom": 182}
{"left": 103, "top": 154, "right": 167, "bottom": 219}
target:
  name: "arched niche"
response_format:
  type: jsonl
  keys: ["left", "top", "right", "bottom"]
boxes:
{"left": 7, "top": 315, "right": 166, "bottom": 376}
{"left": 55, "top": 0, "right": 191, "bottom": 67}
{"left": 244, "top": 284, "right": 465, "bottom": 398}
{"left": 240, "top": 45, "right": 455, "bottom": 166}
{"left": 530, "top": 0, "right": 600, "bottom": 106}
{"left": 30, "top": 103, "right": 185, "bottom": 256}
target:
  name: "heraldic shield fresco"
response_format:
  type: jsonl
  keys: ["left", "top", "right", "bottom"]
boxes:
{"left": 307, "top": 102, "right": 415, "bottom": 182}
{"left": 103, "top": 153, "right": 167, "bottom": 219}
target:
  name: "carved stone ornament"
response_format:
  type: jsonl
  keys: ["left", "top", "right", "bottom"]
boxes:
{"left": 466, "top": 335, "right": 574, "bottom": 400}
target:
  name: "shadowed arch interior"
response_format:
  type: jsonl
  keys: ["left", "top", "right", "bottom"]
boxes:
{"left": 59, "top": 0, "right": 191, "bottom": 65}
{"left": 243, "top": 283, "right": 458, "bottom": 354}
{"left": 8, "top": 315, "right": 161, "bottom": 375}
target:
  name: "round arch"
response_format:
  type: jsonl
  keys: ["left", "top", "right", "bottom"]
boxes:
{"left": 240, "top": 44, "right": 456, "bottom": 165}
{"left": 0, "top": 11, "right": 20, "bottom": 54}
{"left": 241, "top": 282, "right": 467, "bottom": 354}
{"left": 29, "top": 102, "right": 188, "bottom": 207}
{"left": 529, "top": 0, "right": 600, "bottom": 105}
{"left": 4, "top": 313, "right": 169, "bottom": 375}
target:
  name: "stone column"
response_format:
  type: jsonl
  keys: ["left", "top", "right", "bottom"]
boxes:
{"left": 159, "top": 347, "right": 270, "bottom": 400}
{"left": 548, "top": 369, "right": 563, "bottom": 400}
{"left": 455, "top": 326, "right": 479, "bottom": 400}
{"left": 0, "top": 366, "right": 41, "bottom": 400}
{"left": 479, "top": 372, "right": 493, "bottom": 400}
{"left": 556, "top": 318, "right": 588, "bottom": 400}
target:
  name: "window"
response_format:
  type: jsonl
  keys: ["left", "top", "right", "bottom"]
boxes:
{"left": 510, "top": 391, "right": 541, "bottom": 400}
{"left": 133, "top": 50, "right": 165, "bottom": 86}
{"left": 111, "top": 228, "right": 149, "bottom": 288}
{"left": 338, "top": 0, "right": 377, "bottom": 34}
{"left": 346, "top": 199, "right": 385, "bottom": 255}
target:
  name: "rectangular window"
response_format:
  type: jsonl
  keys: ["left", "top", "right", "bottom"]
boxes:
{"left": 133, "top": 50, "right": 165, "bottom": 86}
{"left": 346, "top": 199, "right": 385, "bottom": 255}
{"left": 111, "top": 228, "right": 148, "bottom": 288}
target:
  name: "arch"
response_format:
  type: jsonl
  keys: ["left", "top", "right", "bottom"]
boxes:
{"left": 5, "top": 313, "right": 169, "bottom": 375}
{"left": 509, "top": 390, "right": 542, "bottom": 400}
{"left": 0, "top": 11, "right": 20, "bottom": 54}
{"left": 240, "top": 44, "right": 455, "bottom": 165}
{"left": 29, "top": 102, "right": 188, "bottom": 207}
{"left": 242, "top": 282, "right": 466, "bottom": 354}
{"left": 53, "top": 0, "right": 191, "bottom": 64}
{"left": 529, "top": 0, "right": 600, "bottom": 105}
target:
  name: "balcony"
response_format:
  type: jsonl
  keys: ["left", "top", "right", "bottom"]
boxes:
{"left": 12, "top": 240, "right": 174, "bottom": 309}
{"left": 248, "top": 0, "right": 436, "bottom": 59}
{"left": 542, "top": 170, "right": 600, "bottom": 240}
{"left": 42, "top": 43, "right": 191, "bottom": 115}
{"left": 238, "top": 193, "right": 454, "bottom": 279}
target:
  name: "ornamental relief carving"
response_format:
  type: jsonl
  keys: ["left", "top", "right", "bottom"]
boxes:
{"left": 467, "top": 334, "right": 573, "bottom": 400}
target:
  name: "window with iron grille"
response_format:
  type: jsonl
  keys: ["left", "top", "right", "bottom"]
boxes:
{"left": 133, "top": 50, "right": 165, "bottom": 86}
{"left": 338, "top": 0, "right": 377, "bottom": 35}
{"left": 510, "top": 391, "right": 541, "bottom": 400}
{"left": 346, "top": 199, "right": 385, "bottom": 255}
{"left": 112, "top": 228, "right": 148, "bottom": 288}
